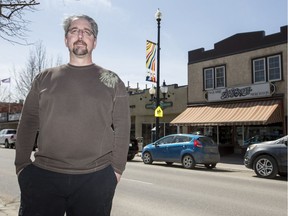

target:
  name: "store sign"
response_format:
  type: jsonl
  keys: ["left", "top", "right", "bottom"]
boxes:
{"left": 207, "top": 83, "right": 272, "bottom": 102}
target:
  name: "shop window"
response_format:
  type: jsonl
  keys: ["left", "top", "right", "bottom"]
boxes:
{"left": 243, "top": 125, "right": 283, "bottom": 146}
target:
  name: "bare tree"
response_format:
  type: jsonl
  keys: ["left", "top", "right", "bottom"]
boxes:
{"left": 15, "top": 41, "right": 46, "bottom": 99}
{"left": 0, "top": 0, "right": 40, "bottom": 44}
{"left": 0, "top": 85, "right": 9, "bottom": 101}
{"left": 14, "top": 41, "right": 63, "bottom": 99}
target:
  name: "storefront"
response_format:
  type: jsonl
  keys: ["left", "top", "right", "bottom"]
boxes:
{"left": 171, "top": 97, "right": 285, "bottom": 155}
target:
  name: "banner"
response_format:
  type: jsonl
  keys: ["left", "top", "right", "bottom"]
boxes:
{"left": 146, "top": 40, "right": 156, "bottom": 82}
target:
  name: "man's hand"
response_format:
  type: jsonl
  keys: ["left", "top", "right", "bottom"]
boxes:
{"left": 114, "top": 172, "right": 121, "bottom": 183}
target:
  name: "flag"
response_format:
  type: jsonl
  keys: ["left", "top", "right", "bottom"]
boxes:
{"left": 1, "top": 78, "right": 11, "bottom": 83}
{"left": 146, "top": 40, "right": 157, "bottom": 82}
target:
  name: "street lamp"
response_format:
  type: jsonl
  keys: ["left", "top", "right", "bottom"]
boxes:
{"left": 155, "top": 8, "right": 162, "bottom": 141}
{"left": 148, "top": 81, "right": 168, "bottom": 102}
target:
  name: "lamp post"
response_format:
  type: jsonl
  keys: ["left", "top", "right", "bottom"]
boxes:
{"left": 155, "top": 8, "right": 162, "bottom": 141}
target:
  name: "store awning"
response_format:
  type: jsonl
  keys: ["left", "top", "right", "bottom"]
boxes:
{"left": 170, "top": 100, "right": 283, "bottom": 126}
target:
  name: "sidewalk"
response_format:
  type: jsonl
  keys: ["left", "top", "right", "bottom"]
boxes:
{"left": 218, "top": 153, "right": 246, "bottom": 170}
{"left": 0, "top": 199, "right": 19, "bottom": 216}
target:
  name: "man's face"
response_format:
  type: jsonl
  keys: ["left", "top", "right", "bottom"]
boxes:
{"left": 65, "top": 18, "right": 96, "bottom": 57}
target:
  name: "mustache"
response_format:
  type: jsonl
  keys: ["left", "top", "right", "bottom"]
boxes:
{"left": 74, "top": 40, "right": 87, "bottom": 46}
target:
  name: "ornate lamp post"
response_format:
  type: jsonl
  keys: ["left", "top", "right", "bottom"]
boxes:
{"left": 155, "top": 8, "right": 162, "bottom": 141}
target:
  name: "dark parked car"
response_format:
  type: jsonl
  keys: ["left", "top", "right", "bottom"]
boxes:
{"left": 141, "top": 134, "right": 220, "bottom": 169}
{"left": 127, "top": 138, "right": 139, "bottom": 161}
{"left": 244, "top": 135, "right": 287, "bottom": 178}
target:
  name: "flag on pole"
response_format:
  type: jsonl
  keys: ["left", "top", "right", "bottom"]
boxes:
{"left": 146, "top": 40, "right": 157, "bottom": 82}
{"left": 1, "top": 78, "right": 11, "bottom": 83}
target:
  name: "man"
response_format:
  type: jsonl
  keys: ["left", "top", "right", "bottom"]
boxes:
{"left": 15, "top": 14, "right": 130, "bottom": 216}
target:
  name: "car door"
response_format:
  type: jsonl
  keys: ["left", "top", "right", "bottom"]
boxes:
{"left": 166, "top": 135, "right": 192, "bottom": 161}
{"left": 152, "top": 136, "right": 175, "bottom": 161}
{"left": 276, "top": 136, "right": 288, "bottom": 172}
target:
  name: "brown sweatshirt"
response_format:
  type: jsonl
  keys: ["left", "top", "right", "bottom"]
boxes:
{"left": 15, "top": 64, "right": 130, "bottom": 175}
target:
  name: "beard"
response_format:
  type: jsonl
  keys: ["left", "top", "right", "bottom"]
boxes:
{"left": 72, "top": 40, "right": 88, "bottom": 56}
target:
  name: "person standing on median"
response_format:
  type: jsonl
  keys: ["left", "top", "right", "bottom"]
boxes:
{"left": 15, "top": 14, "right": 130, "bottom": 216}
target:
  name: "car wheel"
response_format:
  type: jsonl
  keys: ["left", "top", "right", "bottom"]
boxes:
{"left": 4, "top": 140, "right": 9, "bottom": 148}
{"left": 182, "top": 154, "right": 195, "bottom": 169}
{"left": 205, "top": 163, "right": 216, "bottom": 169}
{"left": 253, "top": 155, "right": 278, "bottom": 178}
{"left": 142, "top": 152, "right": 153, "bottom": 164}
{"left": 166, "top": 162, "right": 173, "bottom": 166}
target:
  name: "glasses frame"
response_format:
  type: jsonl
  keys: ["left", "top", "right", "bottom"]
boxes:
{"left": 68, "top": 27, "right": 95, "bottom": 37}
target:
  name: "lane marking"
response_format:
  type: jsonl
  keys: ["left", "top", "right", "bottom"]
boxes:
{"left": 122, "top": 178, "right": 153, "bottom": 185}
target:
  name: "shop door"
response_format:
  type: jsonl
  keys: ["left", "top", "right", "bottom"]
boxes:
{"left": 219, "top": 126, "right": 234, "bottom": 155}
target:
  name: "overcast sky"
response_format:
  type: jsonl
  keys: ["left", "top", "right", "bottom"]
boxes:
{"left": 0, "top": 0, "right": 287, "bottom": 94}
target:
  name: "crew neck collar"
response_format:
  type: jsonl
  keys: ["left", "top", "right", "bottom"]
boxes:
{"left": 67, "top": 63, "right": 96, "bottom": 69}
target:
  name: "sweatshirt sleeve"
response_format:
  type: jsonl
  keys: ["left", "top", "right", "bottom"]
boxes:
{"left": 111, "top": 80, "right": 131, "bottom": 174}
{"left": 14, "top": 77, "right": 40, "bottom": 174}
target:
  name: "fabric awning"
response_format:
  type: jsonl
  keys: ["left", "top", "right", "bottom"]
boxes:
{"left": 170, "top": 100, "right": 283, "bottom": 126}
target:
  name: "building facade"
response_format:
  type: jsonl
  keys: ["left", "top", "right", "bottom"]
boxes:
{"left": 129, "top": 84, "right": 187, "bottom": 147}
{"left": 172, "top": 26, "right": 287, "bottom": 155}
{"left": 0, "top": 102, "right": 23, "bottom": 130}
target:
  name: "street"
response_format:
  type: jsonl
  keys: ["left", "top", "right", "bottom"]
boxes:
{"left": 0, "top": 147, "right": 287, "bottom": 216}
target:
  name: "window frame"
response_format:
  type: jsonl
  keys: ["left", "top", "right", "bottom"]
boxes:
{"left": 215, "top": 66, "right": 226, "bottom": 88}
{"left": 204, "top": 68, "right": 214, "bottom": 90}
{"left": 267, "top": 54, "right": 281, "bottom": 82}
{"left": 203, "top": 65, "right": 226, "bottom": 90}
{"left": 252, "top": 54, "right": 282, "bottom": 84}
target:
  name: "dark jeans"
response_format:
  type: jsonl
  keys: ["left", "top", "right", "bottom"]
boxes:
{"left": 18, "top": 164, "right": 117, "bottom": 216}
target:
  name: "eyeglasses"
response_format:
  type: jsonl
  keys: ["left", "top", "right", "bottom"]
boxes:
{"left": 68, "top": 28, "right": 94, "bottom": 37}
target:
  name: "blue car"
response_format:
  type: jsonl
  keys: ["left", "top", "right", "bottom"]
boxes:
{"left": 141, "top": 134, "right": 220, "bottom": 169}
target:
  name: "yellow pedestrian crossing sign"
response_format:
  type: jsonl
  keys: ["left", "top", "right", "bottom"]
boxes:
{"left": 155, "top": 106, "right": 163, "bottom": 117}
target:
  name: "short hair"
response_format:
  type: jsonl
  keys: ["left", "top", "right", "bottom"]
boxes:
{"left": 63, "top": 15, "right": 98, "bottom": 38}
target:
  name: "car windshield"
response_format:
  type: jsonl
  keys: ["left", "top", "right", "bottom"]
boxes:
{"left": 275, "top": 135, "right": 288, "bottom": 144}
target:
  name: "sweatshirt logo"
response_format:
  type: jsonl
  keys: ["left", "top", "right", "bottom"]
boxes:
{"left": 100, "top": 70, "right": 119, "bottom": 88}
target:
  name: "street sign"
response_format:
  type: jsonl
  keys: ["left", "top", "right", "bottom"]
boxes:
{"left": 155, "top": 106, "right": 163, "bottom": 117}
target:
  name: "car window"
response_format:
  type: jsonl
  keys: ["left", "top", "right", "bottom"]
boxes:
{"left": 7, "top": 130, "right": 16, "bottom": 134}
{"left": 198, "top": 136, "right": 217, "bottom": 146}
{"left": 157, "top": 136, "right": 174, "bottom": 145}
{"left": 174, "top": 136, "right": 191, "bottom": 143}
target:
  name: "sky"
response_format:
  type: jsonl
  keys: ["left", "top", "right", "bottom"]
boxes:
{"left": 0, "top": 0, "right": 287, "bottom": 97}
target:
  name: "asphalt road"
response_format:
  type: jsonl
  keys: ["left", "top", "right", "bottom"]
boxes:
{"left": 0, "top": 147, "right": 287, "bottom": 216}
